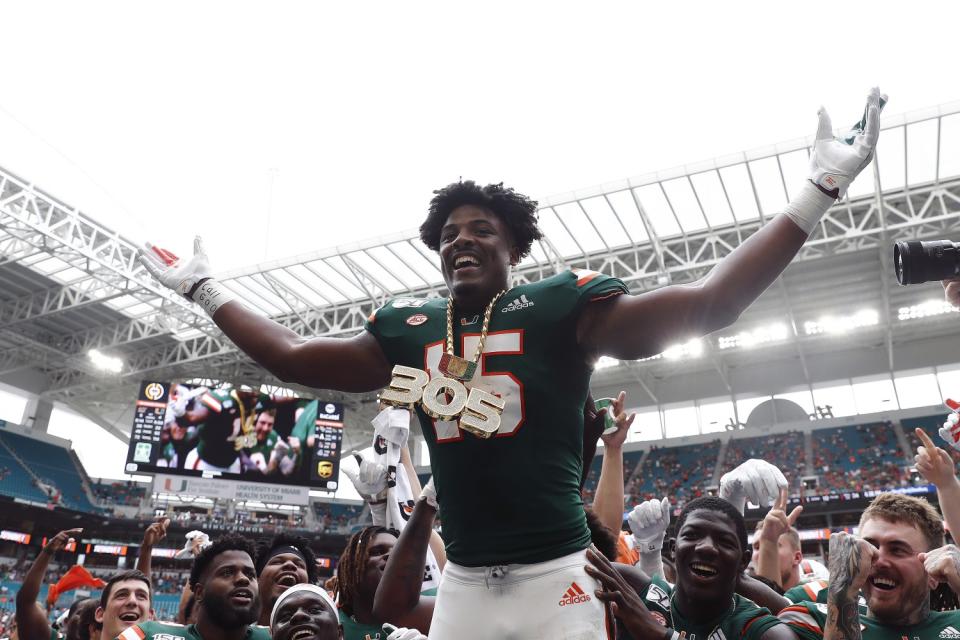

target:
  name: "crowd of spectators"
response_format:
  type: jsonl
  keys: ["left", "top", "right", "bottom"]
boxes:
{"left": 630, "top": 440, "right": 721, "bottom": 508}
{"left": 722, "top": 431, "right": 806, "bottom": 494}
{"left": 93, "top": 480, "right": 147, "bottom": 507}
{"left": 812, "top": 421, "right": 906, "bottom": 493}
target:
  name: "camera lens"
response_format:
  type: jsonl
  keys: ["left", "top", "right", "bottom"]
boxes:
{"left": 894, "top": 240, "right": 960, "bottom": 285}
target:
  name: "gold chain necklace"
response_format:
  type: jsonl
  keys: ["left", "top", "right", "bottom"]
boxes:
{"left": 438, "top": 290, "right": 505, "bottom": 382}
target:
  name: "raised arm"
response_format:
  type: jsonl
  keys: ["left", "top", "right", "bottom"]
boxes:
{"left": 915, "top": 427, "right": 960, "bottom": 538}
{"left": 824, "top": 532, "right": 877, "bottom": 640}
{"left": 16, "top": 529, "right": 81, "bottom": 640}
{"left": 135, "top": 517, "right": 170, "bottom": 578}
{"left": 591, "top": 392, "right": 634, "bottom": 534}
{"left": 579, "top": 90, "right": 882, "bottom": 359}
{"left": 138, "top": 238, "right": 392, "bottom": 392}
{"left": 756, "top": 489, "right": 803, "bottom": 589}
{"left": 372, "top": 484, "right": 438, "bottom": 633}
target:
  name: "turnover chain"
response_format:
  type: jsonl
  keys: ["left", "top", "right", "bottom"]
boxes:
{"left": 379, "top": 365, "right": 506, "bottom": 438}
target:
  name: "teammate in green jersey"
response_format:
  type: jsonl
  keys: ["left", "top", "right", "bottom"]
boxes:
{"left": 254, "top": 533, "right": 318, "bottom": 626}
{"left": 240, "top": 409, "right": 280, "bottom": 474}
{"left": 140, "top": 90, "right": 881, "bottom": 639}
{"left": 587, "top": 496, "right": 795, "bottom": 639}
{"left": 120, "top": 534, "right": 268, "bottom": 640}
{"left": 779, "top": 492, "right": 960, "bottom": 639}
{"left": 270, "top": 584, "right": 340, "bottom": 640}
{"left": 330, "top": 526, "right": 401, "bottom": 640}
{"left": 96, "top": 570, "right": 154, "bottom": 640}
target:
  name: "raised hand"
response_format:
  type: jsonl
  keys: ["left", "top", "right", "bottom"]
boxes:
{"left": 584, "top": 547, "right": 670, "bottom": 639}
{"left": 828, "top": 532, "right": 878, "bottom": 603}
{"left": 138, "top": 236, "right": 213, "bottom": 300}
{"left": 720, "top": 459, "right": 788, "bottom": 513}
{"left": 600, "top": 390, "right": 635, "bottom": 449}
{"left": 343, "top": 452, "right": 389, "bottom": 525}
{"left": 628, "top": 497, "right": 671, "bottom": 553}
{"left": 759, "top": 488, "right": 803, "bottom": 545}
{"left": 141, "top": 517, "right": 170, "bottom": 547}
{"left": 809, "top": 88, "right": 883, "bottom": 199}
{"left": 915, "top": 428, "right": 957, "bottom": 486}
{"left": 920, "top": 544, "right": 960, "bottom": 593}
{"left": 43, "top": 528, "right": 82, "bottom": 555}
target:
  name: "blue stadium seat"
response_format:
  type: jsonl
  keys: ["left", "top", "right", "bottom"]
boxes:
{"left": 0, "top": 432, "right": 99, "bottom": 512}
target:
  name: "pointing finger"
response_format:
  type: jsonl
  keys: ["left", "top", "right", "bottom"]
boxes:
{"left": 816, "top": 106, "right": 834, "bottom": 141}
{"left": 916, "top": 427, "right": 937, "bottom": 451}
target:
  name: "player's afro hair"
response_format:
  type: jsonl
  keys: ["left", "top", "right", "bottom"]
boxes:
{"left": 189, "top": 533, "right": 257, "bottom": 588}
{"left": 419, "top": 180, "right": 543, "bottom": 259}
{"left": 676, "top": 496, "right": 749, "bottom": 553}
{"left": 254, "top": 532, "right": 319, "bottom": 584}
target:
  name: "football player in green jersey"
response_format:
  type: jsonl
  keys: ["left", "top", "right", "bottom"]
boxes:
{"left": 254, "top": 533, "right": 318, "bottom": 627}
{"left": 140, "top": 89, "right": 882, "bottom": 639}
{"left": 586, "top": 496, "right": 795, "bottom": 639}
{"left": 96, "top": 570, "right": 153, "bottom": 640}
{"left": 330, "top": 526, "right": 401, "bottom": 640}
{"left": 120, "top": 534, "right": 269, "bottom": 640}
{"left": 240, "top": 409, "right": 280, "bottom": 474}
{"left": 779, "top": 492, "right": 960, "bottom": 639}
{"left": 270, "top": 584, "right": 340, "bottom": 640}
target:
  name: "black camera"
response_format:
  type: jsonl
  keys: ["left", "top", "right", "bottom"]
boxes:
{"left": 894, "top": 240, "right": 960, "bottom": 285}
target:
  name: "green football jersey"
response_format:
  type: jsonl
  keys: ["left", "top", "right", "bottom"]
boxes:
{"left": 780, "top": 600, "right": 960, "bottom": 639}
{"left": 116, "top": 621, "right": 271, "bottom": 640}
{"left": 783, "top": 580, "right": 868, "bottom": 607}
{"left": 366, "top": 269, "right": 627, "bottom": 566}
{"left": 195, "top": 388, "right": 243, "bottom": 468}
{"left": 339, "top": 610, "right": 386, "bottom": 640}
{"left": 639, "top": 575, "right": 783, "bottom": 640}
{"left": 243, "top": 430, "right": 279, "bottom": 471}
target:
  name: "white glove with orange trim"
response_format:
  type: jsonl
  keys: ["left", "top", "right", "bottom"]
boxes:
{"left": 138, "top": 236, "right": 234, "bottom": 316}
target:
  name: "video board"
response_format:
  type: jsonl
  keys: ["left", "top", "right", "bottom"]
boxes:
{"left": 125, "top": 380, "right": 344, "bottom": 490}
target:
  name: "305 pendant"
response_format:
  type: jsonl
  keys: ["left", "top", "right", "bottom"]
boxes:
{"left": 438, "top": 353, "right": 476, "bottom": 382}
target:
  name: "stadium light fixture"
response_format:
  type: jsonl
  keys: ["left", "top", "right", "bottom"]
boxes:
{"left": 594, "top": 356, "right": 621, "bottom": 370}
{"left": 897, "top": 299, "right": 958, "bottom": 321}
{"left": 803, "top": 309, "right": 879, "bottom": 336}
{"left": 87, "top": 348, "right": 123, "bottom": 373}
{"left": 663, "top": 338, "right": 703, "bottom": 360}
{"left": 717, "top": 323, "right": 790, "bottom": 350}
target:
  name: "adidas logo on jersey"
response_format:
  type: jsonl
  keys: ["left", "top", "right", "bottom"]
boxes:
{"left": 502, "top": 294, "right": 534, "bottom": 312}
{"left": 558, "top": 582, "right": 591, "bottom": 606}
{"left": 940, "top": 626, "right": 960, "bottom": 638}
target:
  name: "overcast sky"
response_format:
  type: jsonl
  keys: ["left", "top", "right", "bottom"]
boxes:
{"left": 2, "top": 0, "right": 960, "bottom": 481}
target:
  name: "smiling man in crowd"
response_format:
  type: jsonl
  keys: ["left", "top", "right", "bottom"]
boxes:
{"left": 255, "top": 533, "right": 318, "bottom": 626}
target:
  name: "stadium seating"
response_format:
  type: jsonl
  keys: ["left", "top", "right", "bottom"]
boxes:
{"left": 92, "top": 480, "right": 148, "bottom": 507}
{"left": 632, "top": 440, "right": 721, "bottom": 508}
{"left": 721, "top": 431, "right": 806, "bottom": 492}
{"left": 581, "top": 449, "right": 644, "bottom": 503}
{"left": 902, "top": 413, "right": 960, "bottom": 466}
{"left": 0, "top": 432, "right": 99, "bottom": 512}
{"left": 811, "top": 421, "right": 906, "bottom": 493}
{"left": 0, "top": 445, "right": 50, "bottom": 504}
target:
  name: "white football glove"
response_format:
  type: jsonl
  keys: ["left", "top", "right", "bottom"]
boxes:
{"left": 627, "top": 497, "right": 671, "bottom": 552}
{"left": 384, "top": 626, "right": 427, "bottom": 640}
{"left": 174, "top": 530, "right": 211, "bottom": 559}
{"left": 940, "top": 411, "right": 960, "bottom": 451}
{"left": 343, "top": 452, "right": 389, "bottom": 525}
{"left": 809, "top": 88, "right": 882, "bottom": 200}
{"left": 720, "top": 459, "right": 787, "bottom": 513}
{"left": 138, "top": 236, "right": 213, "bottom": 300}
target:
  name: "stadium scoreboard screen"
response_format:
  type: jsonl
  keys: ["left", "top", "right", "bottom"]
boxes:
{"left": 125, "top": 380, "right": 344, "bottom": 490}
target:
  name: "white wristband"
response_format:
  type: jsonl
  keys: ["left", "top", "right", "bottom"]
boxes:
{"left": 781, "top": 181, "right": 836, "bottom": 235}
{"left": 191, "top": 278, "right": 236, "bottom": 317}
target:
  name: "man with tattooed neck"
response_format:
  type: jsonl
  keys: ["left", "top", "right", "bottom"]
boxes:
{"left": 780, "top": 493, "right": 960, "bottom": 639}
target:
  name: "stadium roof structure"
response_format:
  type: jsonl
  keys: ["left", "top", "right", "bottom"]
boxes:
{"left": 4, "top": 102, "right": 960, "bottom": 452}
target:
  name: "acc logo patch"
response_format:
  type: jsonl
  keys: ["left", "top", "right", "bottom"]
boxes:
{"left": 394, "top": 298, "right": 428, "bottom": 309}
{"left": 406, "top": 313, "right": 429, "bottom": 326}
{"left": 317, "top": 461, "right": 334, "bottom": 479}
{"left": 645, "top": 584, "right": 670, "bottom": 610}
